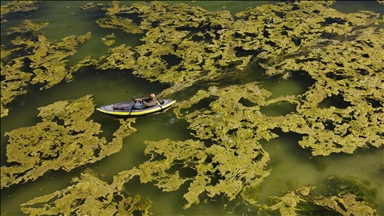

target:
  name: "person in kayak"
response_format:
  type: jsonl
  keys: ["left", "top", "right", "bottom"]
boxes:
{"left": 133, "top": 93, "right": 157, "bottom": 109}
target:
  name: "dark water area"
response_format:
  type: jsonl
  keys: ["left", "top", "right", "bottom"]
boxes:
{"left": 1, "top": 1, "right": 383, "bottom": 215}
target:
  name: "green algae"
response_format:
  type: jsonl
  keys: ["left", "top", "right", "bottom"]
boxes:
{"left": 20, "top": 168, "right": 152, "bottom": 216}
{"left": 312, "top": 193, "right": 376, "bottom": 216}
{"left": 77, "top": 2, "right": 383, "bottom": 210}
{"left": 109, "top": 137, "right": 270, "bottom": 209}
{"left": 1, "top": 18, "right": 92, "bottom": 118}
{"left": 168, "top": 83, "right": 277, "bottom": 208}
{"left": 87, "top": 1, "right": 253, "bottom": 85}
{"left": 1, "top": 1, "right": 383, "bottom": 214}
{"left": 14, "top": 32, "right": 92, "bottom": 89}
{"left": 101, "top": 32, "right": 116, "bottom": 46}
{"left": 92, "top": 83, "right": 276, "bottom": 209}
{"left": 234, "top": 2, "right": 381, "bottom": 67}
{"left": 1, "top": 95, "right": 137, "bottom": 189}
{"left": 86, "top": 1, "right": 382, "bottom": 93}
{"left": 261, "top": 16, "right": 384, "bottom": 156}
{"left": 0, "top": 52, "right": 32, "bottom": 118}
{"left": 80, "top": 2, "right": 96, "bottom": 10}
{"left": 258, "top": 186, "right": 313, "bottom": 216}
{"left": 96, "top": 44, "right": 137, "bottom": 70}
{"left": 255, "top": 186, "right": 376, "bottom": 216}
{"left": 6, "top": 20, "right": 49, "bottom": 36}
{"left": 0, "top": 1, "right": 39, "bottom": 22}
{"left": 96, "top": 16, "right": 143, "bottom": 35}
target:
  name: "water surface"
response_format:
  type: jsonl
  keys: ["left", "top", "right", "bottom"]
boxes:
{"left": 1, "top": 1, "right": 383, "bottom": 215}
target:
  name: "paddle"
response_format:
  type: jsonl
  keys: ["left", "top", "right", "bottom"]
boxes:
{"left": 156, "top": 99, "right": 163, "bottom": 110}
{"left": 129, "top": 96, "right": 137, "bottom": 114}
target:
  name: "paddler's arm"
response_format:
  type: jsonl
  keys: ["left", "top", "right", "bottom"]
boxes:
{"left": 135, "top": 97, "right": 146, "bottom": 102}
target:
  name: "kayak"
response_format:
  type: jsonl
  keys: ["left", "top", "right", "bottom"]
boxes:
{"left": 96, "top": 99, "right": 176, "bottom": 116}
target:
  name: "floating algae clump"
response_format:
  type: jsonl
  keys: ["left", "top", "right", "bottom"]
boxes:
{"left": 106, "top": 83, "right": 275, "bottom": 209}
{"left": 114, "top": 138, "right": 270, "bottom": 209}
{"left": 5, "top": 19, "right": 49, "bottom": 36}
{"left": 88, "top": 1, "right": 382, "bottom": 93}
{"left": 80, "top": 2, "right": 96, "bottom": 10}
{"left": 11, "top": 31, "right": 92, "bottom": 89}
{"left": 261, "top": 16, "right": 384, "bottom": 156}
{"left": 137, "top": 83, "right": 274, "bottom": 208}
{"left": 256, "top": 185, "right": 376, "bottom": 216}
{"left": 0, "top": 1, "right": 39, "bottom": 22}
{"left": 1, "top": 95, "right": 137, "bottom": 189}
{"left": 96, "top": 44, "right": 137, "bottom": 70}
{"left": 258, "top": 186, "right": 314, "bottom": 216}
{"left": 4, "top": 1, "right": 384, "bottom": 214}
{"left": 0, "top": 47, "right": 32, "bottom": 118}
{"left": 1, "top": 18, "right": 91, "bottom": 118}
{"left": 20, "top": 169, "right": 152, "bottom": 215}
{"left": 101, "top": 32, "right": 116, "bottom": 46}
{"left": 91, "top": 1, "right": 252, "bottom": 85}
{"left": 96, "top": 1, "right": 143, "bottom": 34}
{"left": 312, "top": 193, "right": 376, "bottom": 216}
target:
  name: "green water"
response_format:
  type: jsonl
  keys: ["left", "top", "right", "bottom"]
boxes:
{"left": 1, "top": 1, "right": 383, "bottom": 215}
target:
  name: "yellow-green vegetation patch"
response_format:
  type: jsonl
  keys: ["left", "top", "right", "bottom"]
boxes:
{"left": 174, "top": 82, "right": 301, "bottom": 143}
{"left": 0, "top": 1, "right": 39, "bottom": 22}
{"left": 96, "top": 15, "right": 143, "bottom": 35}
{"left": 112, "top": 138, "right": 270, "bottom": 209}
{"left": 91, "top": 1, "right": 252, "bottom": 85}
{"left": 95, "top": 1, "right": 143, "bottom": 34}
{"left": 2, "top": 0, "right": 383, "bottom": 214}
{"left": 0, "top": 47, "right": 32, "bottom": 118}
{"left": 1, "top": 18, "right": 92, "bottom": 118}
{"left": 20, "top": 169, "right": 152, "bottom": 215}
{"left": 1, "top": 95, "right": 137, "bottom": 189}
{"left": 253, "top": 184, "right": 376, "bottom": 216}
{"left": 165, "top": 83, "right": 278, "bottom": 208}
{"left": 80, "top": 2, "right": 96, "bottom": 10}
{"left": 96, "top": 44, "right": 137, "bottom": 70}
{"left": 87, "top": 1, "right": 382, "bottom": 91}
{"left": 312, "top": 193, "right": 376, "bottom": 216}
{"left": 101, "top": 32, "right": 116, "bottom": 46}
{"left": 5, "top": 19, "right": 49, "bottom": 36}
{"left": 262, "top": 17, "right": 384, "bottom": 156}
{"left": 11, "top": 31, "right": 92, "bottom": 89}
{"left": 101, "top": 83, "right": 277, "bottom": 209}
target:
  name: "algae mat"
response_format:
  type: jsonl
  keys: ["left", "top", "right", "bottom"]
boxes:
{"left": 1, "top": 1, "right": 383, "bottom": 215}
